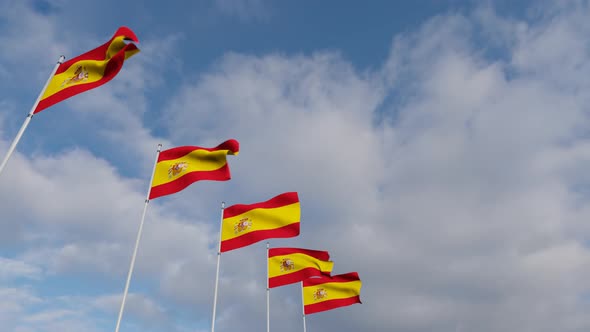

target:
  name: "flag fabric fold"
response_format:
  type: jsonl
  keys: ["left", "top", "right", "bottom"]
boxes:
{"left": 149, "top": 139, "right": 239, "bottom": 199}
{"left": 302, "top": 272, "right": 362, "bottom": 315}
{"left": 268, "top": 247, "right": 333, "bottom": 288}
{"left": 34, "top": 26, "right": 140, "bottom": 113}
{"left": 220, "top": 192, "right": 300, "bottom": 252}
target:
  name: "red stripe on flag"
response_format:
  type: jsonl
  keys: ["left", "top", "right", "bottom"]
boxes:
{"left": 269, "top": 267, "right": 330, "bottom": 288}
{"left": 223, "top": 192, "right": 299, "bottom": 219}
{"left": 303, "top": 272, "right": 360, "bottom": 286}
{"left": 268, "top": 248, "right": 330, "bottom": 260}
{"left": 304, "top": 296, "right": 362, "bottom": 315}
{"left": 149, "top": 164, "right": 231, "bottom": 199}
{"left": 158, "top": 140, "right": 239, "bottom": 162}
{"left": 54, "top": 26, "right": 138, "bottom": 75}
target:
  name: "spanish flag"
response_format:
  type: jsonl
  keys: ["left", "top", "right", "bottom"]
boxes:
{"left": 220, "top": 192, "right": 300, "bottom": 252}
{"left": 268, "top": 248, "right": 333, "bottom": 288}
{"left": 149, "top": 139, "right": 239, "bottom": 199}
{"left": 302, "top": 272, "right": 362, "bottom": 315}
{"left": 33, "top": 26, "right": 140, "bottom": 113}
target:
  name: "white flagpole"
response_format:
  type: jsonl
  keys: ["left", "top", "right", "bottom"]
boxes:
{"left": 0, "top": 55, "right": 65, "bottom": 177}
{"left": 211, "top": 201, "right": 225, "bottom": 332}
{"left": 114, "top": 143, "right": 162, "bottom": 332}
{"left": 266, "top": 241, "right": 270, "bottom": 332}
{"left": 301, "top": 281, "right": 307, "bottom": 332}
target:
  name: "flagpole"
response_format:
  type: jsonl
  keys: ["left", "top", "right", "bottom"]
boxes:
{"left": 114, "top": 143, "right": 162, "bottom": 332}
{"left": 266, "top": 241, "right": 270, "bottom": 332}
{"left": 301, "top": 281, "right": 307, "bottom": 332}
{"left": 211, "top": 201, "right": 225, "bottom": 332}
{"left": 0, "top": 55, "right": 65, "bottom": 177}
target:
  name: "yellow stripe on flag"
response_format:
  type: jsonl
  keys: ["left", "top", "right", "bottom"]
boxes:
{"left": 152, "top": 150, "right": 230, "bottom": 187}
{"left": 268, "top": 253, "right": 333, "bottom": 278}
{"left": 40, "top": 36, "right": 136, "bottom": 100}
{"left": 106, "top": 36, "right": 133, "bottom": 59}
{"left": 41, "top": 59, "right": 107, "bottom": 98}
{"left": 221, "top": 202, "right": 300, "bottom": 242}
{"left": 303, "top": 280, "right": 362, "bottom": 306}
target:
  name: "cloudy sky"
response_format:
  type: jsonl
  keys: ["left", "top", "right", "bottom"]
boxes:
{"left": 2, "top": 0, "right": 590, "bottom": 331}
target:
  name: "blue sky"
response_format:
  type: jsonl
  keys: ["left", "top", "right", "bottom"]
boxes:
{"left": 3, "top": 1, "right": 590, "bottom": 332}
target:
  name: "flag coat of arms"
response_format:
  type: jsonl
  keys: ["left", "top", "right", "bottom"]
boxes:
{"left": 220, "top": 192, "right": 300, "bottom": 252}
{"left": 302, "top": 272, "right": 362, "bottom": 315}
{"left": 268, "top": 247, "right": 333, "bottom": 288}
{"left": 34, "top": 26, "right": 140, "bottom": 113}
{"left": 149, "top": 139, "right": 239, "bottom": 199}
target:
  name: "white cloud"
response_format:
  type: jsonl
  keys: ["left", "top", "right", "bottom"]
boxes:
{"left": 0, "top": 287, "right": 41, "bottom": 331}
{"left": 93, "top": 293, "right": 170, "bottom": 326}
{"left": 3, "top": 1, "right": 590, "bottom": 332}
{"left": 0, "top": 257, "right": 42, "bottom": 280}
{"left": 159, "top": 2, "right": 590, "bottom": 332}
{"left": 0, "top": 1, "right": 67, "bottom": 67}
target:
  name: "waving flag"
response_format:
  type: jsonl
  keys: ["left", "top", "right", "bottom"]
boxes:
{"left": 149, "top": 139, "right": 239, "bottom": 199}
{"left": 268, "top": 247, "right": 333, "bottom": 288}
{"left": 221, "top": 192, "right": 300, "bottom": 252}
{"left": 34, "top": 26, "right": 140, "bottom": 113}
{"left": 302, "top": 272, "right": 362, "bottom": 315}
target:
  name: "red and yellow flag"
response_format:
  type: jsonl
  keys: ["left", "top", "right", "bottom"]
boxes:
{"left": 34, "top": 26, "right": 140, "bottom": 114}
{"left": 220, "top": 192, "right": 300, "bottom": 252}
{"left": 268, "top": 248, "right": 333, "bottom": 288}
{"left": 302, "top": 272, "right": 362, "bottom": 315}
{"left": 149, "top": 139, "right": 239, "bottom": 199}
